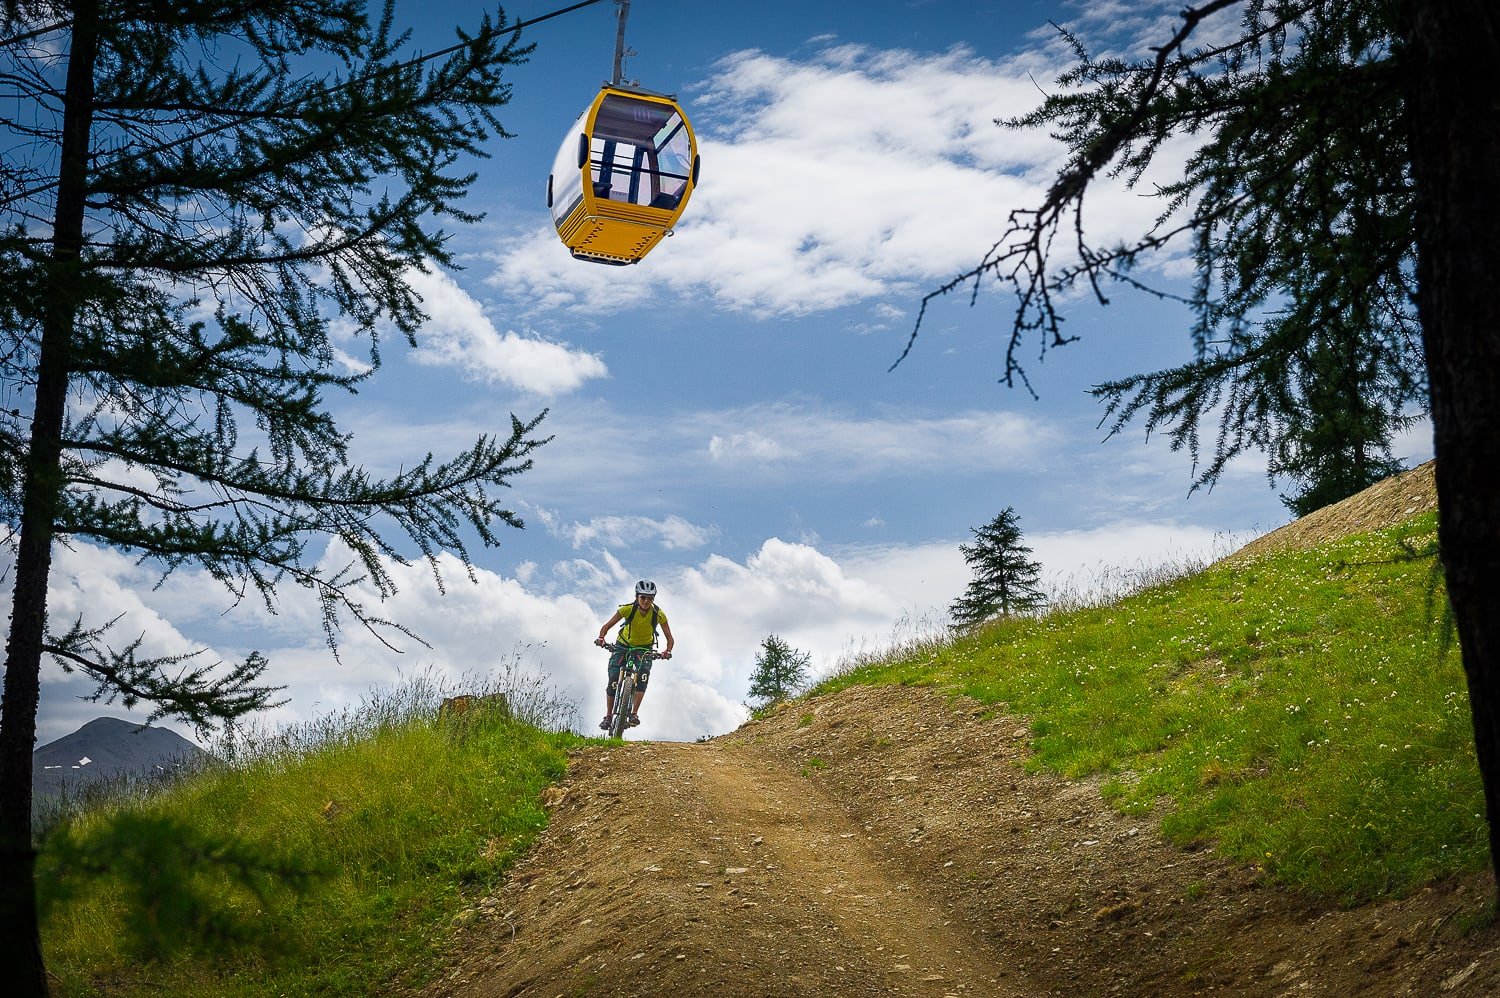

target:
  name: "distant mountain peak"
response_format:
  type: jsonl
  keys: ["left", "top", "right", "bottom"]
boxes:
{"left": 33, "top": 716, "right": 205, "bottom": 804}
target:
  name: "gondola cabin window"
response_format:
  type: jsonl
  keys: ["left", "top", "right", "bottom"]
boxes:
{"left": 589, "top": 93, "right": 692, "bottom": 209}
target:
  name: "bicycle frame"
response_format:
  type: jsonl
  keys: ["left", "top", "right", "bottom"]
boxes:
{"left": 601, "top": 642, "right": 663, "bottom": 739}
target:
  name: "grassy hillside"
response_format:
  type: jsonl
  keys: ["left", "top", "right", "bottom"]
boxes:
{"left": 38, "top": 672, "right": 584, "bottom": 997}
{"left": 36, "top": 467, "right": 1490, "bottom": 993}
{"left": 816, "top": 504, "right": 1486, "bottom": 903}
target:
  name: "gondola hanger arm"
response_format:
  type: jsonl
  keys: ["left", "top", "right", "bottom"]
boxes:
{"left": 611, "top": 0, "right": 636, "bottom": 87}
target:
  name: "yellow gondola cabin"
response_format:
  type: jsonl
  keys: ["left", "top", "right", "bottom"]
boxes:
{"left": 547, "top": 84, "right": 700, "bottom": 265}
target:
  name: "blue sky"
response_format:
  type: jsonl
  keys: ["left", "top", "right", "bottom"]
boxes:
{"left": 26, "top": 0, "right": 1432, "bottom": 746}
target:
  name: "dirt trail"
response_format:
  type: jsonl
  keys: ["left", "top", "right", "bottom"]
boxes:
{"left": 677, "top": 741, "right": 1005, "bottom": 993}
{"left": 424, "top": 463, "right": 1500, "bottom": 995}
{"left": 427, "top": 731, "right": 1004, "bottom": 997}
{"left": 425, "top": 683, "right": 1500, "bottom": 997}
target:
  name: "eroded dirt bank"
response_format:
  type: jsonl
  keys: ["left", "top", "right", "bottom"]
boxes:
{"left": 425, "top": 684, "right": 1499, "bottom": 997}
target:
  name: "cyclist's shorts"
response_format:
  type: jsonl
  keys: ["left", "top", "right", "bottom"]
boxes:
{"left": 607, "top": 646, "right": 656, "bottom": 694}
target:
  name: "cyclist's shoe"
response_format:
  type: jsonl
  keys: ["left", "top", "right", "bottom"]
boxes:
{"left": 627, "top": 714, "right": 641, "bottom": 727}
{"left": 599, "top": 715, "right": 611, "bottom": 730}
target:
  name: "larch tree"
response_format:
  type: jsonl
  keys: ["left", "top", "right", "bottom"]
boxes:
{"left": 901, "top": 0, "right": 1500, "bottom": 897}
{"left": 747, "top": 634, "right": 812, "bottom": 708}
{"left": 948, "top": 507, "right": 1045, "bottom": 631}
{"left": 0, "top": 1, "right": 545, "bottom": 989}
{"left": 1267, "top": 314, "right": 1413, "bottom": 517}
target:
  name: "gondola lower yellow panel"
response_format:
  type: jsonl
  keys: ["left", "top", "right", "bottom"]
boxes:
{"left": 548, "top": 85, "right": 700, "bottom": 266}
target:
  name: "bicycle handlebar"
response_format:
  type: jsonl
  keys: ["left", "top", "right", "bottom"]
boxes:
{"left": 597, "top": 641, "right": 671, "bottom": 659}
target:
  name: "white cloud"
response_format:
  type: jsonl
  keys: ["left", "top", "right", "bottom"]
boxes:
{"left": 487, "top": 40, "right": 1198, "bottom": 321}
{"left": 503, "top": 401, "right": 1062, "bottom": 508}
{"left": 555, "top": 513, "right": 718, "bottom": 552}
{"left": 41, "top": 544, "right": 201, "bottom": 672}
{"left": 1058, "top": 0, "right": 1256, "bottom": 62}
{"left": 664, "top": 538, "right": 909, "bottom": 691}
{"left": 707, "top": 431, "right": 788, "bottom": 462}
{"left": 26, "top": 504, "right": 1272, "bottom": 748}
{"left": 405, "top": 265, "right": 607, "bottom": 396}
{"left": 695, "top": 402, "right": 1056, "bottom": 480}
{"left": 1029, "top": 522, "right": 1251, "bottom": 601}
{"left": 25, "top": 534, "right": 896, "bottom": 744}
{"left": 488, "top": 45, "right": 1062, "bottom": 317}
{"left": 1392, "top": 416, "right": 1435, "bottom": 467}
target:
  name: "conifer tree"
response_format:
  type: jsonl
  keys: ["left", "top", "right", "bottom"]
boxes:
{"left": 902, "top": 0, "right": 1500, "bottom": 895}
{"left": 1266, "top": 315, "right": 1413, "bottom": 517}
{"left": 746, "top": 634, "right": 811, "bottom": 708}
{"left": 949, "top": 507, "right": 1045, "bottom": 631}
{"left": 0, "top": 2, "right": 541, "bottom": 989}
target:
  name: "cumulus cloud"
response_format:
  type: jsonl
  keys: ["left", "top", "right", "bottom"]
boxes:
{"left": 405, "top": 265, "right": 607, "bottom": 396}
{"left": 1391, "top": 416, "right": 1435, "bottom": 467}
{"left": 1029, "top": 522, "right": 1251, "bottom": 601}
{"left": 488, "top": 40, "right": 1190, "bottom": 320}
{"left": 31, "top": 545, "right": 208, "bottom": 735}
{"left": 487, "top": 44, "right": 1057, "bottom": 316}
{"left": 26, "top": 500, "right": 1273, "bottom": 748}
{"left": 23, "top": 534, "right": 900, "bottom": 744}
{"left": 16, "top": 17, "right": 1299, "bottom": 755}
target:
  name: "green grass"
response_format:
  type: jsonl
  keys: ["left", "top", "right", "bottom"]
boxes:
{"left": 799, "top": 756, "right": 827, "bottom": 777}
{"left": 813, "top": 512, "right": 1487, "bottom": 904}
{"left": 38, "top": 666, "right": 584, "bottom": 996}
{"left": 35, "top": 510, "right": 1489, "bottom": 992}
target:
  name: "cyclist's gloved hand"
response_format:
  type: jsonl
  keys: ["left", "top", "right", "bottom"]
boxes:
{"left": 594, "top": 637, "right": 606, "bottom": 647}
{"left": 658, "top": 651, "right": 672, "bottom": 659}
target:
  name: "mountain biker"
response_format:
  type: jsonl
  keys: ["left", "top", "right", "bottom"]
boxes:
{"left": 594, "top": 580, "right": 674, "bottom": 730}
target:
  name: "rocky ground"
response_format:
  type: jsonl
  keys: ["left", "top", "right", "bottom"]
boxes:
{"left": 422, "top": 461, "right": 1500, "bottom": 996}
{"left": 424, "top": 684, "right": 1498, "bottom": 997}
{"left": 1229, "top": 460, "right": 1438, "bottom": 563}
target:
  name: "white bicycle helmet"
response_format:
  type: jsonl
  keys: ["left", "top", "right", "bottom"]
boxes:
{"left": 635, "top": 580, "right": 657, "bottom": 597}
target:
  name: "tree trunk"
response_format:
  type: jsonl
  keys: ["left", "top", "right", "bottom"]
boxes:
{"left": 0, "top": 2, "right": 99, "bottom": 991}
{"left": 1402, "top": 0, "right": 1500, "bottom": 901}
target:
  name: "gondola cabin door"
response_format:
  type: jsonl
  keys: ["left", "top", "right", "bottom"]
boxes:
{"left": 548, "top": 85, "right": 699, "bottom": 265}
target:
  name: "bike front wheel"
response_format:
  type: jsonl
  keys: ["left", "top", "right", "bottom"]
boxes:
{"left": 609, "top": 673, "right": 635, "bottom": 739}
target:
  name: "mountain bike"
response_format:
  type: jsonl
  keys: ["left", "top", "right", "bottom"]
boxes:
{"left": 599, "top": 642, "right": 669, "bottom": 739}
